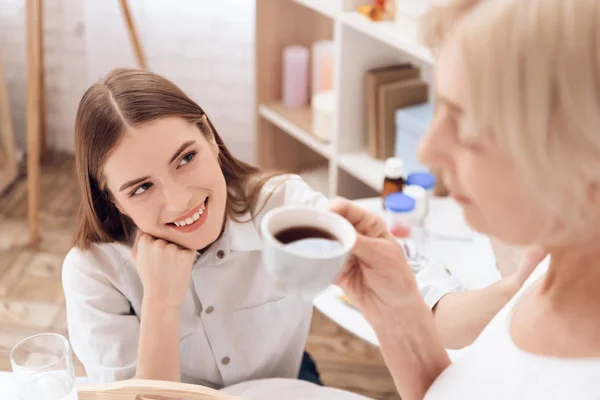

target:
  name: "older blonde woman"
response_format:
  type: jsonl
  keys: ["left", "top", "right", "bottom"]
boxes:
{"left": 332, "top": 0, "right": 600, "bottom": 398}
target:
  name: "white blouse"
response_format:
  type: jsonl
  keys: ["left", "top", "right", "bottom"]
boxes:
{"left": 425, "top": 258, "right": 600, "bottom": 399}
{"left": 63, "top": 175, "right": 462, "bottom": 388}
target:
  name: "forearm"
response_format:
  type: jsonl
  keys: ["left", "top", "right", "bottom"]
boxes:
{"left": 372, "top": 296, "right": 452, "bottom": 400}
{"left": 433, "top": 277, "right": 518, "bottom": 349}
{"left": 136, "top": 299, "right": 182, "bottom": 381}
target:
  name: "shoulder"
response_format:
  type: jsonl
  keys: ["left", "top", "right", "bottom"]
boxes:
{"left": 255, "top": 174, "right": 328, "bottom": 213}
{"left": 62, "top": 242, "right": 132, "bottom": 291}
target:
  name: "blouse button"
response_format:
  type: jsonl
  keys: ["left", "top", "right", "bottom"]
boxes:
{"left": 205, "top": 306, "right": 214, "bottom": 314}
{"left": 221, "top": 356, "right": 230, "bottom": 365}
{"left": 217, "top": 250, "right": 225, "bottom": 259}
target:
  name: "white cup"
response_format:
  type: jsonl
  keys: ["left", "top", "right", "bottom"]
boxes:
{"left": 261, "top": 206, "right": 357, "bottom": 301}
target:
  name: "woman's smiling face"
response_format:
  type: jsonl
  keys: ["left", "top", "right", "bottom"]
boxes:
{"left": 102, "top": 117, "right": 227, "bottom": 250}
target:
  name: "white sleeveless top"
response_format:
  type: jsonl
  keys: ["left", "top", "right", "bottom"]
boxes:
{"left": 425, "top": 258, "right": 600, "bottom": 399}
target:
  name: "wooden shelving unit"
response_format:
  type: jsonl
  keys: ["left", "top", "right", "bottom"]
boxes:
{"left": 255, "top": 0, "right": 434, "bottom": 199}
{"left": 258, "top": 102, "right": 333, "bottom": 159}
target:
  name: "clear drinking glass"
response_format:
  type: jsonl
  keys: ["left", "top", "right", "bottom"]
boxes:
{"left": 10, "top": 333, "right": 78, "bottom": 400}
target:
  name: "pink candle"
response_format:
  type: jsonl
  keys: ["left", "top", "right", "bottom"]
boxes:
{"left": 311, "top": 40, "right": 334, "bottom": 95}
{"left": 282, "top": 45, "right": 309, "bottom": 108}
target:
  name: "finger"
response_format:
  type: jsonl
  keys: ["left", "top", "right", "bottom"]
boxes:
{"left": 335, "top": 254, "right": 357, "bottom": 286}
{"left": 351, "top": 233, "right": 387, "bottom": 265}
{"left": 165, "top": 243, "right": 179, "bottom": 253}
{"left": 329, "top": 197, "right": 390, "bottom": 239}
{"left": 155, "top": 238, "right": 168, "bottom": 249}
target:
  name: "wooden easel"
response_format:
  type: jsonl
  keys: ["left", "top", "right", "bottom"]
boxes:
{"left": 0, "top": 51, "right": 18, "bottom": 195}
{"left": 25, "top": 0, "right": 147, "bottom": 245}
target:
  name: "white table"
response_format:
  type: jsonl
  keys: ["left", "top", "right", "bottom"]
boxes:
{"left": 313, "top": 197, "right": 501, "bottom": 361}
{"left": 0, "top": 371, "right": 18, "bottom": 399}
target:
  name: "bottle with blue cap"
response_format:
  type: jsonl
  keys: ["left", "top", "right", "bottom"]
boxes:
{"left": 406, "top": 172, "right": 436, "bottom": 216}
{"left": 384, "top": 193, "right": 416, "bottom": 239}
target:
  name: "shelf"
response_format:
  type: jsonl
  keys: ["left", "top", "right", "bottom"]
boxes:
{"left": 293, "top": 1, "right": 434, "bottom": 65}
{"left": 294, "top": 0, "right": 340, "bottom": 19}
{"left": 299, "top": 164, "right": 330, "bottom": 195}
{"left": 338, "top": 152, "right": 385, "bottom": 192}
{"left": 259, "top": 101, "right": 333, "bottom": 159}
{"left": 340, "top": 12, "right": 434, "bottom": 65}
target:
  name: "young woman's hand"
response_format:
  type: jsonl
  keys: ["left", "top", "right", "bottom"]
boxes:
{"left": 132, "top": 230, "right": 196, "bottom": 308}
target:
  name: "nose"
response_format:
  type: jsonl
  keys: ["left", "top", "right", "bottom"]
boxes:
{"left": 162, "top": 180, "right": 193, "bottom": 214}
{"left": 418, "top": 108, "right": 454, "bottom": 171}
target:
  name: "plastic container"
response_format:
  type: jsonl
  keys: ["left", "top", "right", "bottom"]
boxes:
{"left": 403, "top": 184, "right": 427, "bottom": 224}
{"left": 384, "top": 193, "right": 416, "bottom": 238}
{"left": 406, "top": 172, "right": 436, "bottom": 215}
{"left": 403, "top": 184, "right": 428, "bottom": 259}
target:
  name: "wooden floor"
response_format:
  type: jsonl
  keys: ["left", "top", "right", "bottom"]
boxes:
{"left": 0, "top": 154, "right": 399, "bottom": 399}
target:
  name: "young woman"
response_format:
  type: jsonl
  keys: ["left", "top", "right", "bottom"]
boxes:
{"left": 62, "top": 68, "right": 327, "bottom": 387}
{"left": 62, "top": 68, "right": 532, "bottom": 389}
{"left": 331, "top": 0, "right": 600, "bottom": 398}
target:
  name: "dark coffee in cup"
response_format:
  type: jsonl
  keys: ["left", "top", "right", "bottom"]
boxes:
{"left": 274, "top": 226, "right": 343, "bottom": 256}
{"left": 274, "top": 226, "right": 337, "bottom": 243}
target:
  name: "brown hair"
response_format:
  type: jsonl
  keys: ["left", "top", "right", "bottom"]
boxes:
{"left": 73, "top": 68, "right": 282, "bottom": 249}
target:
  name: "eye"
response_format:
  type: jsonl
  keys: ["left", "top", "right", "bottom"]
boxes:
{"left": 178, "top": 151, "right": 197, "bottom": 168}
{"left": 131, "top": 182, "right": 152, "bottom": 197}
{"left": 456, "top": 119, "right": 484, "bottom": 152}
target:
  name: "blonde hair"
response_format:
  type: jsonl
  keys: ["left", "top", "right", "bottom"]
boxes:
{"left": 422, "top": 0, "right": 600, "bottom": 242}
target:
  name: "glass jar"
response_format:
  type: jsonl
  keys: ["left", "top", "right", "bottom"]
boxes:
{"left": 382, "top": 157, "right": 406, "bottom": 207}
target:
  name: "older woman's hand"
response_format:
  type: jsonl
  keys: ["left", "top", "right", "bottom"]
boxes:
{"left": 330, "top": 198, "right": 425, "bottom": 325}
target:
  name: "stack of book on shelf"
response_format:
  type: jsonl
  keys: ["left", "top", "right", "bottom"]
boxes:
{"left": 395, "top": 102, "right": 434, "bottom": 173}
{"left": 364, "top": 64, "right": 429, "bottom": 160}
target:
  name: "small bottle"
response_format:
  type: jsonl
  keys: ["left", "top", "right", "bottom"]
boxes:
{"left": 403, "top": 184, "right": 427, "bottom": 225}
{"left": 403, "top": 184, "right": 427, "bottom": 259}
{"left": 382, "top": 157, "right": 406, "bottom": 207}
{"left": 384, "top": 193, "right": 416, "bottom": 239}
{"left": 406, "top": 172, "right": 436, "bottom": 216}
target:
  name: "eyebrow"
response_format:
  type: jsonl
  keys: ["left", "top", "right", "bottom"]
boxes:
{"left": 169, "top": 140, "right": 196, "bottom": 165}
{"left": 118, "top": 140, "right": 197, "bottom": 192}
{"left": 119, "top": 176, "right": 150, "bottom": 192}
{"left": 436, "top": 95, "right": 464, "bottom": 115}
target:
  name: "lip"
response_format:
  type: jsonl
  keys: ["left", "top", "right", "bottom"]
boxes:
{"left": 167, "top": 198, "right": 209, "bottom": 233}
{"left": 450, "top": 192, "right": 472, "bottom": 205}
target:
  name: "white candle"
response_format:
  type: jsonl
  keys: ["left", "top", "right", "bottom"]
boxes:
{"left": 312, "top": 90, "right": 335, "bottom": 142}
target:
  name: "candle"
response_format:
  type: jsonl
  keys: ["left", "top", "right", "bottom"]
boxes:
{"left": 312, "top": 90, "right": 334, "bottom": 142}
{"left": 282, "top": 45, "right": 309, "bottom": 108}
{"left": 311, "top": 40, "right": 334, "bottom": 95}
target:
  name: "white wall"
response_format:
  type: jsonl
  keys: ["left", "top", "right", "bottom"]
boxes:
{"left": 0, "top": 0, "right": 255, "bottom": 163}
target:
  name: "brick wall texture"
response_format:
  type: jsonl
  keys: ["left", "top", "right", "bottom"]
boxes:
{"left": 0, "top": 0, "right": 256, "bottom": 163}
